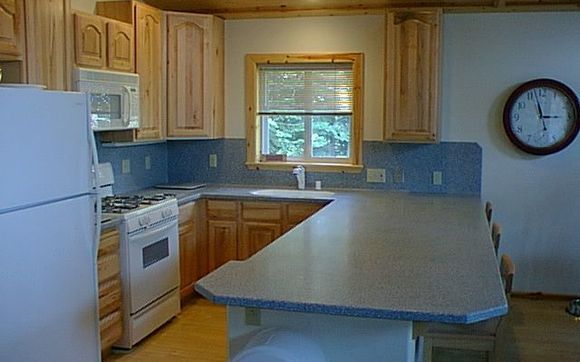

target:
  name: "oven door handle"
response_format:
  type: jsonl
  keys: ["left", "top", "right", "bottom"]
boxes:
{"left": 129, "top": 219, "right": 178, "bottom": 246}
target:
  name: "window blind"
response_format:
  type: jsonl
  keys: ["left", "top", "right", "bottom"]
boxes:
{"left": 258, "top": 63, "right": 353, "bottom": 115}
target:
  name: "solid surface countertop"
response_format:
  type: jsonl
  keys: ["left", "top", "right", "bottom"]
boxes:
{"left": 152, "top": 185, "right": 508, "bottom": 324}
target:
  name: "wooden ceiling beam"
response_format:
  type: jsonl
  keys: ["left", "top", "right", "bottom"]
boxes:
{"left": 143, "top": 0, "right": 580, "bottom": 18}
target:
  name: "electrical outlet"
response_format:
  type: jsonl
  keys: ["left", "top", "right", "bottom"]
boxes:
{"left": 394, "top": 167, "right": 405, "bottom": 184}
{"left": 432, "top": 171, "right": 443, "bottom": 185}
{"left": 245, "top": 307, "right": 261, "bottom": 326}
{"left": 367, "top": 168, "right": 386, "bottom": 183}
{"left": 145, "top": 156, "right": 151, "bottom": 170}
{"left": 209, "top": 154, "right": 218, "bottom": 168}
{"left": 121, "top": 159, "right": 131, "bottom": 174}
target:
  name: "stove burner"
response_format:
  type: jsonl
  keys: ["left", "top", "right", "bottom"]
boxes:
{"left": 101, "top": 193, "right": 176, "bottom": 214}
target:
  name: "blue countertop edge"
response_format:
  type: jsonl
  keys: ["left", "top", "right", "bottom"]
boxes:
{"left": 195, "top": 283, "right": 508, "bottom": 324}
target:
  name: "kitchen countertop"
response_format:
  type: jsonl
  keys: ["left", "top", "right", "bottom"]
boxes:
{"left": 144, "top": 185, "right": 508, "bottom": 324}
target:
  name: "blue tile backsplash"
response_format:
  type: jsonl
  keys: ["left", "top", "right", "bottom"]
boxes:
{"left": 97, "top": 138, "right": 481, "bottom": 195}
{"left": 166, "top": 139, "right": 482, "bottom": 195}
{"left": 97, "top": 140, "right": 168, "bottom": 194}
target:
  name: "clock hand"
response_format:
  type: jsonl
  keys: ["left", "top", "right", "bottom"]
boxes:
{"left": 541, "top": 115, "right": 561, "bottom": 119}
{"left": 541, "top": 118, "right": 547, "bottom": 131}
{"left": 533, "top": 90, "right": 544, "bottom": 118}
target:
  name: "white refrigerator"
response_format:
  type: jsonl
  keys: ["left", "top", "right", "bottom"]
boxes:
{"left": 0, "top": 87, "right": 101, "bottom": 361}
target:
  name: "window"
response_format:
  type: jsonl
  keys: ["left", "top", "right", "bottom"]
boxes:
{"left": 246, "top": 54, "right": 363, "bottom": 172}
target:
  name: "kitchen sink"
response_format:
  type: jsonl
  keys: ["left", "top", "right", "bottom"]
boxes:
{"left": 250, "top": 189, "right": 335, "bottom": 199}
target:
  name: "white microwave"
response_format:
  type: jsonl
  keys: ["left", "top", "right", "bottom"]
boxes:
{"left": 73, "top": 67, "right": 140, "bottom": 131}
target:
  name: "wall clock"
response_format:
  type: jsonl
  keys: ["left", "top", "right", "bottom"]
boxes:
{"left": 503, "top": 78, "right": 580, "bottom": 155}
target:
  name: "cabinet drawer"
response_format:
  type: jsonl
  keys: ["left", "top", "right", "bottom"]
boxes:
{"left": 207, "top": 200, "right": 237, "bottom": 220}
{"left": 178, "top": 202, "right": 196, "bottom": 225}
{"left": 98, "top": 253, "right": 120, "bottom": 283}
{"left": 286, "top": 203, "right": 324, "bottom": 224}
{"left": 99, "top": 278, "right": 121, "bottom": 318}
{"left": 241, "top": 201, "right": 282, "bottom": 221}
{"left": 99, "top": 228, "right": 119, "bottom": 256}
{"left": 99, "top": 310, "right": 122, "bottom": 350}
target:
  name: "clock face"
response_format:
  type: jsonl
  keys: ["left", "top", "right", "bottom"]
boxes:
{"left": 503, "top": 79, "right": 580, "bottom": 155}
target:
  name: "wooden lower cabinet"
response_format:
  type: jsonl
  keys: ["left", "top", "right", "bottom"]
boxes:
{"left": 239, "top": 222, "right": 281, "bottom": 260}
{"left": 178, "top": 201, "right": 209, "bottom": 300}
{"left": 207, "top": 220, "right": 238, "bottom": 270}
{"left": 203, "top": 199, "right": 326, "bottom": 271}
{"left": 98, "top": 228, "right": 122, "bottom": 352}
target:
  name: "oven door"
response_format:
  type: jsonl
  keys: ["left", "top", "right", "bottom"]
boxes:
{"left": 128, "top": 220, "right": 179, "bottom": 314}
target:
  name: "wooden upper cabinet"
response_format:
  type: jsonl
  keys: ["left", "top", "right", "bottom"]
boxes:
{"left": 384, "top": 9, "right": 441, "bottom": 143}
{"left": 74, "top": 12, "right": 134, "bottom": 72}
{"left": 134, "top": 3, "right": 163, "bottom": 140}
{"left": 0, "top": 0, "right": 24, "bottom": 59}
{"left": 74, "top": 13, "right": 106, "bottom": 69}
{"left": 24, "top": 0, "right": 71, "bottom": 90}
{"left": 167, "top": 13, "right": 224, "bottom": 139}
{"left": 107, "top": 21, "right": 133, "bottom": 72}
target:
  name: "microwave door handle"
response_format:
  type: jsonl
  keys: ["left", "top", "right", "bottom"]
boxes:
{"left": 122, "top": 86, "right": 132, "bottom": 127}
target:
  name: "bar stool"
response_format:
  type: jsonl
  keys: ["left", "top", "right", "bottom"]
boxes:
{"left": 485, "top": 201, "right": 493, "bottom": 226}
{"left": 491, "top": 223, "right": 501, "bottom": 256}
{"left": 420, "top": 254, "right": 515, "bottom": 362}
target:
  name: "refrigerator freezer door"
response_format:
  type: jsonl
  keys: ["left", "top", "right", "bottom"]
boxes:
{"left": 0, "top": 195, "right": 100, "bottom": 362}
{"left": 0, "top": 88, "right": 93, "bottom": 213}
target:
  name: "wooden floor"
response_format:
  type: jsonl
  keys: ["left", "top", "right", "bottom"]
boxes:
{"left": 106, "top": 296, "right": 580, "bottom": 362}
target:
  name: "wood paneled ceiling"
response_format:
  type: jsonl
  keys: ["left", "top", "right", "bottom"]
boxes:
{"left": 144, "top": 0, "right": 580, "bottom": 18}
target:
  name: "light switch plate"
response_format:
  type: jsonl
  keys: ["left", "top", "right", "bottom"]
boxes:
{"left": 209, "top": 154, "right": 218, "bottom": 168}
{"left": 432, "top": 171, "right": 443, "bottom": 185}
{"left": 367, "top": 168, "right": 386, "bottom": 183}
{"left": 245, "top": 307, "right": 261, "bottom": 326}
{"left": 145, "top": 156, "right": 151, "bottom": 170}
{"left": 121, "top": 159, "right": 131, "bottom": 174}
{"left": 394, "top": 167, "right": 405, "bottom": 184}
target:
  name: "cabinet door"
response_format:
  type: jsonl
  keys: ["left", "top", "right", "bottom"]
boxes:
{"left": 239, "top": 222, "right": 281, "bottom": 260}
{"left": 284, "top": 202, "right": 324, "bottom": 232}
{"left": 134, "top": 3, "right": 163, "bottom": 140}
{"left": 25, "top": 0, "right": 71, "bottom": 90}
{"left": 167, "top": 13, "right": 224, "bottom": 138}
{"left": 167, "top": 14, "right": 207, "bottom": 137}
{"left": 0, "top": 0, "right": 24, "bottom": 59}
{"left": 98, "top": 228, "right": 122, "bottom": 352}
{"left": 179, "top": 222, "right": 196, "bottom": 299}
{"left": 384, "top": 9, "right": 441, "bottom": 142}
{"left": 207, "top": 220, "right": 237, "bottom": 271}
{"left": 107, "top": 20, "right": 133, "bottom": 72}
{"left": 74, "top": 13, "right": 106, "bottom": 69}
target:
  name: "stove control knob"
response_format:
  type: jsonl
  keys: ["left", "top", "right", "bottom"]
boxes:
{"left": 139, "top": 216, "right": 149, "bottom": 227}
{"left": 162, "top": 209, "right": 173, "bottom": 218}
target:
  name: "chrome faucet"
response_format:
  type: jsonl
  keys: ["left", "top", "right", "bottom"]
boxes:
{"left": 292, "top": 165, "right": 305, "bottom": 190}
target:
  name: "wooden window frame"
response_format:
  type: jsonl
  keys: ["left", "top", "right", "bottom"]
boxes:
{"left": 245, "top": 53, "right": 364, "bottom": 173}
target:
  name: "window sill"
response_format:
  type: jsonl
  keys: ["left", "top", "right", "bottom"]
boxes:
{"left": 245, "top": 162, "right": 363, "bottom": 173}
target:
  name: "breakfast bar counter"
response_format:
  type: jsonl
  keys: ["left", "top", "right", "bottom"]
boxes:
{"left": 187, "top": 187, "right": 507, "bottom": 360}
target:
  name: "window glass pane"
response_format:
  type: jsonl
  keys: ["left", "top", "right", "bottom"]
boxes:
{"left": 259, "top": 63, "right": 353, "bottom": 114}
{"left": 312, "top": 116, "right": 351, "bottom": 158}
{"left": 261, "top": 115, "right": 305, "bottom": 158}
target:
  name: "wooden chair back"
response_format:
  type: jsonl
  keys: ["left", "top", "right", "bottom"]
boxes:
{"left": 485, "top": 201, "right": 493, "bottom": 225}
{"left": 491, "top": 222, "right": 501, "bottom": 256}
{"left": 500, "top": 254, "right": 515, "bottom": 295}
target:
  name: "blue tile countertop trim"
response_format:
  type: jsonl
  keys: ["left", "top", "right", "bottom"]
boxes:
{"left": 189, "top": 186, "right": 507, "bottom": 324}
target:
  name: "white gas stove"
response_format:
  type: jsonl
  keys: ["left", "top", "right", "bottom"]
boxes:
{"left": 98, "top": 163, "right": 180, "bottom": 349}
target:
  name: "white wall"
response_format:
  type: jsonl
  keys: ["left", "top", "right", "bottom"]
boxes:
{"left": 225, "top": 16, "right": 385, "bottom": 140}
{"left": 225, "top": 12, "right": 580, "bottom": 294}
{"left": 441, "top": 12, "right": 580, "bottom": 294}
{"left": 71, "top": 0, "right": 95, "bottom": 13}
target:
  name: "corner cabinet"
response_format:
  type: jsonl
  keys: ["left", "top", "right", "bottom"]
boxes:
{"left": 384, "top": 9, "right": 441, "bottom": 143}
{"left": 166, "top": 12, "right": 224, "bottom": 139}
{"left": 96, "top": 1, "right": 164, "bottom": 141}
{"left": 24, "top": 0, "right": 72, "bottom": 90}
